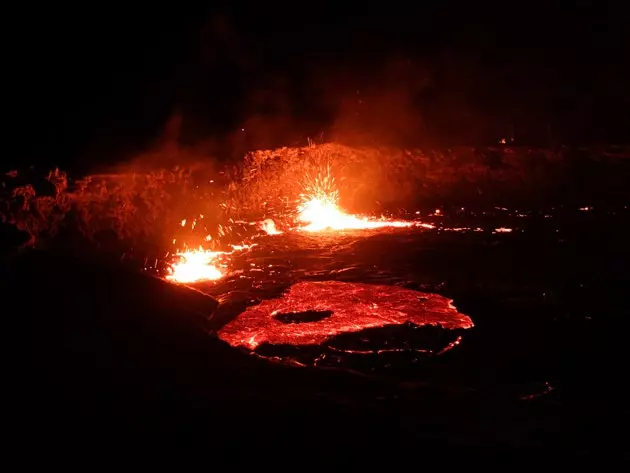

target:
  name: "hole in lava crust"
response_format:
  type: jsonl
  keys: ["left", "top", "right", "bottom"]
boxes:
{"left": 217, "top": 281, "right": 473, "bottom": 351}
{"left": 274, "top": 310, "right": 334, "bottom": 324}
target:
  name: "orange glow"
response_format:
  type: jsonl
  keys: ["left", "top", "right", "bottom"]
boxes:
{"left": 259, "top": 218, "right": 282, "bottom": 235}
{"left": 166, "top": 243, "right": 260, "bottom": 284}
{"left": 165, "top": 168, "right": 430, "bottom": 283}
{"left": 297, "top": 192, "right": 415, "bottom": 232}
{"left": 165, "top": 247, "right": 226, "bottom": 283}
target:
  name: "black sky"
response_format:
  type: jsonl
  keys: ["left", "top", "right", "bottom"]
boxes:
{"left": 5, "top": 2, "right": 629, "bottom": 171}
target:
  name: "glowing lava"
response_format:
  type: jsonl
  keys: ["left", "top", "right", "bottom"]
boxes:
{"left": 166, "top": 194, "right": 429, "bottom": 283}
{"left": 297, "top": 193, "right": 415, "bottom": 232}
{"left": 165, "top": 248, "right": 226, "bottom": 283}
{"left": 258, "top": 218, "right": 282, "bottom": 235}
{"left": 218, "top": 281, "right": 474, "bottom": 349}
{"left": 165, "top": 172, "right": 428, "bottom": 283}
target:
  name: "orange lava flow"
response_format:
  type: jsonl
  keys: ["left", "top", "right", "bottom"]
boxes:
{"left": 218, "top": 281, "right": 474, "bottom": 349}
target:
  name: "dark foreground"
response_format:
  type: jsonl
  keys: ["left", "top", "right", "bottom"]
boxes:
{"left": 3, "top": 204, "right": 630, "bottom": 461}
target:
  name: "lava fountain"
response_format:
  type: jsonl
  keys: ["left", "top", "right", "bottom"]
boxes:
{"left": 297, "top": 191, "right": 417, "bottom": 232}
{"left": 165, "top": 248, "right": 227, "bottom": 283}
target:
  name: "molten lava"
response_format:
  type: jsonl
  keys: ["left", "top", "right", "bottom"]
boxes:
{"left": 165, "top": 179, "right": 428, "bottom": 283}
{"left": 218, "top": 281, "right": 474, "bottom": 349}
{"left": 258, "top": 218, "right": 282, "bottom": 235}
{"left": 296, "top": 194, "right": 415, "bottom": 232}
{"left": 166, "top": 248, "right": 226, "bottom": 283}
{"left": 165, "top": 243, "right": 258, "bottom": 284}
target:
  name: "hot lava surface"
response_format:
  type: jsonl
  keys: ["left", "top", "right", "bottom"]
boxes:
{"left": 218, "top": 280, "right": 473, "bottom": 350}
{"left": 177, "top": 201, "right": 630, "bottom": 377}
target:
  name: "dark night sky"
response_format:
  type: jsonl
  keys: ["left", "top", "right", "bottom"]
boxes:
{"left": 5, "top": 2, "right": 629, "bottom": 171}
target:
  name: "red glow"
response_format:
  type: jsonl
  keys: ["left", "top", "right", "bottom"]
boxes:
{"left": 218, "top": 281, "right": 473, "bottom": 349}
